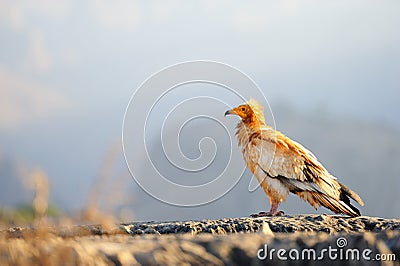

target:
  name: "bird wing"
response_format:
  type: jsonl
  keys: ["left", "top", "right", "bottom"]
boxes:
{"left": 248, "top": 129, "right": 364, "bottom": 216}
{"left": 249, "top": 130, "right": 336, "bottom": 191}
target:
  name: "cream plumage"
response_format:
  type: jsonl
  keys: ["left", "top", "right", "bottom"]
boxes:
{"left": 225, "top": 99, "right": 364, "bottom": 217}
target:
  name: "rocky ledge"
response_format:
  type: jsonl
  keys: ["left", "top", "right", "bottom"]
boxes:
{"left": 1, "top": 215, "right": 399, "bottom": 265}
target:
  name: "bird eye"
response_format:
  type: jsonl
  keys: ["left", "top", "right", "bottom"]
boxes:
{"left": 241, "top": 107, "right": 245, "bottom": 111}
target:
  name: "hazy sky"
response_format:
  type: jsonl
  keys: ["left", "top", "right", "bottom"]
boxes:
{"left": 1, "top": 1, "right": 399, "bottom": 212}
{"left": 1, "top": 1, "right": 399, "bottom": 130}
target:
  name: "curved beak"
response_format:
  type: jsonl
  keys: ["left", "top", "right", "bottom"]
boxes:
{"left": 224, "top": 109, "right": 232, "bottom": 117}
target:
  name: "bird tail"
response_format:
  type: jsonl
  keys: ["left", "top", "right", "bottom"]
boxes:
{"left": 339, "top": 183, "right": 364, "bottom": 206}
{"left": 275, "top": 175, "right": 364, "bottom": 217}
{"left": 293, "top": 182, "right": 364, "bottom": 217}
{"left": 312, "top": 191, "right": 362, "bottom": 217}
{"left": 309, "top": 182, "right": 364, "bottom": 217}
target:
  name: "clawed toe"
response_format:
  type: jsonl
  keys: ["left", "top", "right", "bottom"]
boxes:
{"left": 250, "top": 212, "right": 268, "bottom": 218}
{"left": 250, "top": 210, "right": 285, "bottom": 217}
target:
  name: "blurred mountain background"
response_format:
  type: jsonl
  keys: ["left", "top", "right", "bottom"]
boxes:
{"left": 1, "top": 1, "right": 399, "bottom": 225}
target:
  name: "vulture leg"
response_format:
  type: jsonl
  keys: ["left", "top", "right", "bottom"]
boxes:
{"left": 250, "top": 200, "right": 285, "bottom": 217}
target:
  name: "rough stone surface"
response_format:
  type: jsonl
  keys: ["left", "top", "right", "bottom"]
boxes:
{"left": 121, "top": 215, "right": 400, "bottom": 235}
{"left": 1, "top": 215, "right": 399, "bottom": 265}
